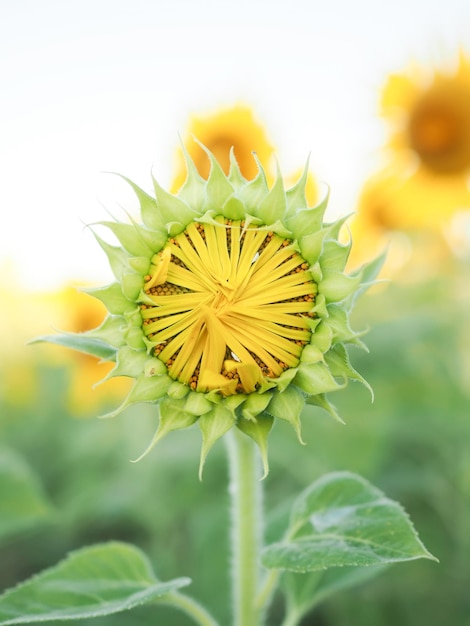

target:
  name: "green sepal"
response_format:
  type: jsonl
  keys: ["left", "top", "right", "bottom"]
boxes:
{"left": 115, "top": 174, "right": 165, "bottom": 232}
{"left": 320, "top": 238, "right": 352, "bottom": 273}
{"left": 325, "top": 304, "right": 367, "bottom": 346}
{"left": 100, "top": 374, "right": 171, "bottom": 419}
{"left": 220, "top": 393, "right": 246, "bottom": 416}
{"left": 309, "top": 321, "right": 333, "bottom": 353}
{"left": 123, "top": 326, "right": 146, "bottom": 350}
{"left": 83, "top": 314, "right": 127, "bottom": 348}
{"left": 311, "top": 293, "right": 328, "bottom": 318}
{"left": 241, "top": 392, "right": 272, "bottom": 421}
{"left": 300, "top": 344, "right": 324, "bottom": 365}
{"left": 132, "top": 396, "right": 198, "bottom": 462}
{"left": 198, "top": 405, "right": 236, "bottom": 479}
{"left": 152, "top": 173, "right": 200, "bottom": 232}
{"left": 285, "top": 188, "right": 329, "bottom": 238}
{"left": 286, "top": 157, "right": 310, "bottom": 214}
{"left": 98, "top": 220, "right": 154, "bottom": 257}
{"left": 99, "top": 348, "right": 165, "bottom": 384}
{"left": 304, "top": 393, "right": 343, "bottom": 423}
{"left": 92, "top": 230, "right": 129, "bottom": 281}
{"left": 267, "top": 386, "right": 305, "bottom": 444}
{"left": 299, "top": 229, "right": 329, "bottom": 266}
{"left": 107, "top": 346, "right": 151, "bottom": 378}
{"left": 228, "top": 147, "right": 247, "bottom": 187}
{"left": 203, "top": 148, "right": 235, "bottom": 210}
{"left": 128, "top": 219, "right": 166, "bottom": 254}
{"left": 123, "top": 373, "right": 171, "bottom": 404}
{"left": 318, "top": 271, "right": 362, "bottom": 303}
{"left": 222, "top": 195, "right": 247, "bottom": 220}
{"left": 274, "top": 367, "right": 298, "bottom": 392}
{"left": 324, "top": 344, "right": 373, "bottom": 400}
{"left": 236, "top": 412, "right": 274, "bottom": 479}
{"left": 176, "top": 141, "right": 207, "bottom": 213}
{"left": 30, "top": 333, "right": 117, "bottom": 361}
{"left": 83, "top": 283, "right": 136, "bottom": 315}
{"left": 184, "top": 391, "right": 213, "bottom": 416}
{"left": 128, "top": 256, "right": 151, "bottom": 274}
{"left": 293, "top": 362, "right": 346, "bottom": 395}
{"left": 256, "top": 163, "right": 286, "bottom": 224}
{"left": 236, "top": 163, "right": 269, "bottom": 214}
{"left": 121, "top": 272, "right": 144, "bottom": 301}
{"left": 143, "top": 357, "right": 168, "bottom": 377}
{"left": 168, "top": 380, "right": 190, "bottom": 399}
{"left": 349, "top": 250, "right": 388, "bottom": 304}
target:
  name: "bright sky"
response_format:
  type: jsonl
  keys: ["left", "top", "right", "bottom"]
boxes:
{"left": 1, "top": 0, "right": 469, "bottom": 290}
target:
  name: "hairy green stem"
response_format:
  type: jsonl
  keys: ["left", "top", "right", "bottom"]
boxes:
{"left": 280, "top": 611, "right": 302, "bottom": 626}
{"left": 226, "top": 429, "right": 263, "bottom": 626}
{"left": 157, "top": 591, "right": 219, "bottom": 626}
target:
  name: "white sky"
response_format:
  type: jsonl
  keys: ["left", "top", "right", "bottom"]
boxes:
{"left": 1, "top": 0, "right": 470, "bottom": 290}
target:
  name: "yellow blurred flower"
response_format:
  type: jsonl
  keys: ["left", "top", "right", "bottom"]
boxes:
{"left": 349, "top": 51, "right": 470, "bottom": 273}
{"left": 44, "top": 285, "right": 132, "bottom": 416}
{"left": 0, "top": 271, "right": 131, "bottom": 415}
{"left": 171, "top": 104, "right": 275, "bottom": 192}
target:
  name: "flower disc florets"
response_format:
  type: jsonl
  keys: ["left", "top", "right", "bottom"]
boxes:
{"left": 49, "top": 145, "right": 380, "bottom": 475}
{"left": 141, "top": 219, "right": 316, "bottom": 396}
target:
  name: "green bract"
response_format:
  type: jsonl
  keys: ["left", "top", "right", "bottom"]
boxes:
{"left": 37, "top": 146, "right": 382, "bottom": 476}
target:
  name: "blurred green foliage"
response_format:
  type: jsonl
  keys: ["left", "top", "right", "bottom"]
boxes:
{"left": 0, "top": 261, "right": 468, "bottom": 625}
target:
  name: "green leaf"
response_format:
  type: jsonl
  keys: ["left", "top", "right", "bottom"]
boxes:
{"left": 30, "top": 333, "right": 117, "bottom": 361}
{"left": 282, "top": 564, "right": 388, "bottom": 624}
{"left": 0, "top": 542, "right": 190, "bottom": 624}
{"left": 0, "top": 449, "right": 52, "bottom": 542}
{"left": 262, "top": 471, "right": 437, "bottom": 573}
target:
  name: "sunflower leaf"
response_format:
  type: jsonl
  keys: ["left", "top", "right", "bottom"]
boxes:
{"left": 262, "top": 471, "right": 437, "bottom": 573}
{"left": 0, "top": 542, "right": 190, "bottom": 624}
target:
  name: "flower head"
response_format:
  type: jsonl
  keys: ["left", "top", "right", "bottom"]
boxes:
{"left": 39, "top": 144, "right": 380, "bottom": 476}
{"left": 349, "top": 51, "right": 470, "bottom": 270}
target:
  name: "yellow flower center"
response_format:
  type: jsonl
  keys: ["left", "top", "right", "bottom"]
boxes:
{"left": 141, "top": 218, "right": 316, "bottom": 395}
{"left": 408, "top": 86, "right": 470, "bottom": 173}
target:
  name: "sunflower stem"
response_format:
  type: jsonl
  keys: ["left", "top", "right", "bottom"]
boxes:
{"left": 226, "top": 428, "right": 263, "bottom": 626}
{"left": 156, "top": 591, "right": 219, "bottom": 626}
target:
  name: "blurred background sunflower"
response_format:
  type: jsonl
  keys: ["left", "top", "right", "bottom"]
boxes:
{"left": 1, "top": 1, "right": 470, "bottom": 625}
{"left": 349, "top": 51, "right": 470, "bottom": 274}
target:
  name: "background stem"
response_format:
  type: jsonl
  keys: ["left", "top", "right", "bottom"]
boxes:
{"left": 226, "top": 429, "right": 263, "bottom": 626}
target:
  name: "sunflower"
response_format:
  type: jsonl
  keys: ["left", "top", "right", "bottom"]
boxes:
{"left": 36, "top": 145, "right": 380, "bottom": 475}
{"left": 349, "top": 51, "right": 470, "bottom": 270}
